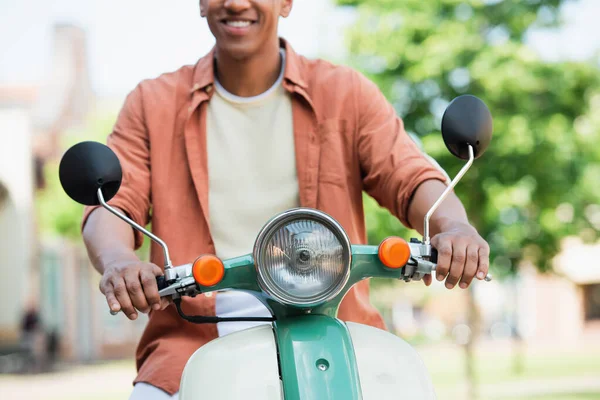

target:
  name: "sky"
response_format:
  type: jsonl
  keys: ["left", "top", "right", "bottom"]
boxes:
{"left": 0, "top": 0, "right": 599, "bottom": 98}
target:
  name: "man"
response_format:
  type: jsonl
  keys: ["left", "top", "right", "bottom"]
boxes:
{"left": 82, "top": 1, "right": 490, "bottom": 399}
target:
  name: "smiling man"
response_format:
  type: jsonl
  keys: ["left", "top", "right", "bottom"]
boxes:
{"left": 81, "top": 1, "right": 490, "bottom": 399}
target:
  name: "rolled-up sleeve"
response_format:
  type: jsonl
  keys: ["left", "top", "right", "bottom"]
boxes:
{"left": 355, "top": 72, "right": 447, "bottom": 229}
{"left": 81, "top": 84, "right": 151, "bottom": 249}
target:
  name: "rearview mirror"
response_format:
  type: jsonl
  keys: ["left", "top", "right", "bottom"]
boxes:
{"left": 59, "top": 141, "right": 176, "bottom": 282}
{"left": 441, "top": 95, "right": 492, "bottom": 160}
{"left": 421, "top": 95, "right": 493, "bottom": 250}
{"left": 59, "top": 141, "right": 122, "bottom": 206}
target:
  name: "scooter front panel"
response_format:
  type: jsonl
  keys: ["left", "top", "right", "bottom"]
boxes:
{"left": 347, "top": 322, "right": 437, "bottom": 399}
{"left": 274, "top": 315, "right": 362, "bottom": 400}
{"left": 179, "top": 325, "right": 282, "bottom": 400}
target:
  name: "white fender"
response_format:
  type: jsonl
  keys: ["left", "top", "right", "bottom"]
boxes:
{"left": 179, "top": 322, "right": 436, "bottom": 400}
{"left": 347, "top": 322, "right": 437, "bottom": 399}
{"left": 179, "top": 325, "right": 282, "bottom": 400}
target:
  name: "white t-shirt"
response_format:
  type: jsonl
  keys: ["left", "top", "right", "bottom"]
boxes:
{"left": 206, "top": 49, "right": 298, "bottom": 336}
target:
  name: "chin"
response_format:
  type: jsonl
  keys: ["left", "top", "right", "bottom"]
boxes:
{"left": 218, "top": 42, "right": 260, "bottom": 61}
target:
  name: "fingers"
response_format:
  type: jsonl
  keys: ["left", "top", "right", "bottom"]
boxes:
{"left": 476, "top": 244, "right": 490, "bottom": 281}
{"left": 100, "top": 261, "right": 168, "bottom": 319}
{"left": 100, "top": 280, "right": 121, "bottom": 313}
{"left": 432, "top": 238, "right": 452, "bottom": 283}
{"left": 430, "top": 225, "right": 491, "bottom": 290}
{"left": 125, "top": 270, "right": 150, "bottom": 315}
{"left": 112, "top": 277, "right": 137, "bottom": 319}
{"left": 423, "top": 274, "right": 432, "bottom": 286}
{"left": 445, "top": 241, "right": 466, "bottom": 289}
{"left": 459, "top": 245, "right": 479, "bottom": 289}
{"left": 140, "top": 267, "right": 161, "bottom": 311}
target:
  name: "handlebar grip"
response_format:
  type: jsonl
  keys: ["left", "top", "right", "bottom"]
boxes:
{"left": 109, "top": 275, "right": 169, "bottom": 316}
{"left": 429, "top": 247, "right": 492, "bottom": 282}
{"left": 157, "top": 275, "right": 167, "bottom": 291}
{"left": 430, "top": 248, "right": 438, "bottom": 264}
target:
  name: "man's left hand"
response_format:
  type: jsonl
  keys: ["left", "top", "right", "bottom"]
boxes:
{"left": 423, "top": 222, "right": 490, "bottom": 289}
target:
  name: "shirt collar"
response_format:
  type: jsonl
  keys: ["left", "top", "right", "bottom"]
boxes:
{"left": 190, "top": 37, "right": 308, "bottom": 95}
{"left": 280, "top": 38, "right": 308, "bottom": 90}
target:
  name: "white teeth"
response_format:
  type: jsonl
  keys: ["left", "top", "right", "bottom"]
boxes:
{"left": 226, "top": 20, "right": 251, "bottom": 28}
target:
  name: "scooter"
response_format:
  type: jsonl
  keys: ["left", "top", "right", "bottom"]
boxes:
{"left": 58, "top": 94, "right": 493, "bottom": 399}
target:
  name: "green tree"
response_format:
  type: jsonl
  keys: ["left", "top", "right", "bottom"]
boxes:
{"left": 336, "top": 0, "right": 600, "bottom": 398}
{"left": 36, "top": 115, "right": 113, "bottom": 240}
{"left": 338, "top": 0, "right": 600, "bottom": 275}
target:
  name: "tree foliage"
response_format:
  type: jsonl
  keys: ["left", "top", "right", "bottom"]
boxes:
{"left": 36, "top": 116, "right": 113, "bottom": 240}
{"left": 338, "top": 0, "right": 600, "bottom": 275}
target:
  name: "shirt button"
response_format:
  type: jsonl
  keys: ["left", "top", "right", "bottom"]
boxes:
{"left": 205, "top": 84, "right": 213, "bottom": 93}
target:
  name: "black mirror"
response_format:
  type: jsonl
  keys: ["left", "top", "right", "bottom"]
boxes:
{"left": 441, "top": 95, "right": 492, "bottom": 160}
{"left": 59, "top": 141, "right": 122, "bottom": 206}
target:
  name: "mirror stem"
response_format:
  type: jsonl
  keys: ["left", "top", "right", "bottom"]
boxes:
{"left": 423, "top": 145, "right": 475, "bottom": 249}
{"left": 97, "top": 188, "right": 176, "bottom": 280}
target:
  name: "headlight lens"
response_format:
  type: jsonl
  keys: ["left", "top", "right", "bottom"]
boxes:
{"left": 253, "top": 209, "right": 352, "bottom": 307}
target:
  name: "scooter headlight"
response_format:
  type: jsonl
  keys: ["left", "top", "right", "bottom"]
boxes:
{"left": 253, "top": 208, "right": 352, "bottom": 307}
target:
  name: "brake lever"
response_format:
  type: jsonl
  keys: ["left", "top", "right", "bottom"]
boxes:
{"left": 108, "top": 276, "right": 198, "bottom": 316}
{"left": 429, "top": 248, "right": 492, "bottom": 282}
{"left": 407, "top": 240, "right": 492, "bottom": 282}
{"left": 159, "top": 276, "right": 197, "bottom": 297}
{"left": 404, "top": 257, "right": 492, "bottom": 283}
{"left": 108, "top": 264, "right": 196, "bottom": 316}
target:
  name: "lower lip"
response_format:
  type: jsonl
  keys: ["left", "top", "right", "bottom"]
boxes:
{"left": 221, "top": 22, "right": 255, "bottom": 36}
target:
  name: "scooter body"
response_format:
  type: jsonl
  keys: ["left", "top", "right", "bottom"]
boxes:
{"left": 180, "top": 321, "right": 435, "bottom": 400}
{"left": 58, "top": 94, "right": 493, "bottom": 400}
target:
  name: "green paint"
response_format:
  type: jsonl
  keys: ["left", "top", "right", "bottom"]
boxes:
{"left": 201, "top": 254, "right": 261, "bottom": 293}
{"left": 311, "top": 245, "right": 405, "bottom": 317}
{"left": 193, "top": 245, "right": 405, "bottom": 399}
{"left": 348, "top": 245, "right": 406, "bottom": 280}
{"left": 274, "top": 315, "right": 363, "bottom": 400}
{"left": 200, "top": 246, "right": 405, "bottom": 320}
{"left": 195, "top": 254, "right": 308, "bottom": 319}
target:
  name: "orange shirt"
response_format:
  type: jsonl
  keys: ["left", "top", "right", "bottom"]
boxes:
{"left": 83, "top": 39, "right": 446, "bottom": 395}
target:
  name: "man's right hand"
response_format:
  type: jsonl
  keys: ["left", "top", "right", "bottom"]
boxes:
{"left": 99, "top": 257, "right": 169, "bottom": 320}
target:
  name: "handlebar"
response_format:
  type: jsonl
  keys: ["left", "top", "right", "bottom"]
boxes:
{"left": 109, "top": 264, "right": 192, "bottom": 315}
{"left": 157, "top": 275, "right": 167, "bottom": 291}
{"left": 108, "top": 245, "right": 491, "bottom": 316}
{"left": 430, "top": 248, "right": 439, "bottom": 263}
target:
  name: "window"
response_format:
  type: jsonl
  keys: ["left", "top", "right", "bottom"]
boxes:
{"left": 584, "top": 284, "right": 600, "bottom": 321}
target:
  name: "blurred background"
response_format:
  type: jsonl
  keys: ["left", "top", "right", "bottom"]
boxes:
{"left": 1, "top": 0, "right": 599, "bottom": 399}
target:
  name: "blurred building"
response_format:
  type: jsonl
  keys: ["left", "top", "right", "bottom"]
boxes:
{"left": 0, "top": 24, "right": 144, "bottom": 367}
{"left": 374, "top": 235, "right": 600, "bottom": 351}
{"left": 39, "top": 239, "right": 148, "bottom": 362}
{"left": 472, "top": 241, "right": 600, "bottom": 348}
{"left": 524, "top": 237, "right": 600, "bottom": 346}
{"left": 0, "top": 108, "right": 35, "bottom": 345}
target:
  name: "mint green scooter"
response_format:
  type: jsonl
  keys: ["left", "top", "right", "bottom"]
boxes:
{"left": 59, "top": 95, "right": 492, "bottom": 399}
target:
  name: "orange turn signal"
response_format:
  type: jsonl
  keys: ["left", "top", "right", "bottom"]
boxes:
{"left": 378, "top": 237, "right": 411, "bottom": 269}
{"left": 192, "top": 255, "right": 225, "bottom": 287}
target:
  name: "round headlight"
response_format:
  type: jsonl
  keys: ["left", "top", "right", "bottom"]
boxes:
{"left": 253, "top": 208, "right": 352, "bottom": 307}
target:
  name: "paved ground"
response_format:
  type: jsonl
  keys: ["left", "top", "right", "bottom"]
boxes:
{"left": 0, "top": 361, "right": 136, "bottom": 400}
{"left": 1, "top": 359, "right": 599, "bottom": 400}
{"left": 438, "top": 377, "right": 600, "bottom": 399}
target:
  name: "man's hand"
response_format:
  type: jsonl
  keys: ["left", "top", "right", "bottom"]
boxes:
{"left": 426, "top": 221, "right": 490, "bottom": 289}
{"left": 99, "top": 256, "right": 169, "bottom": 320}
